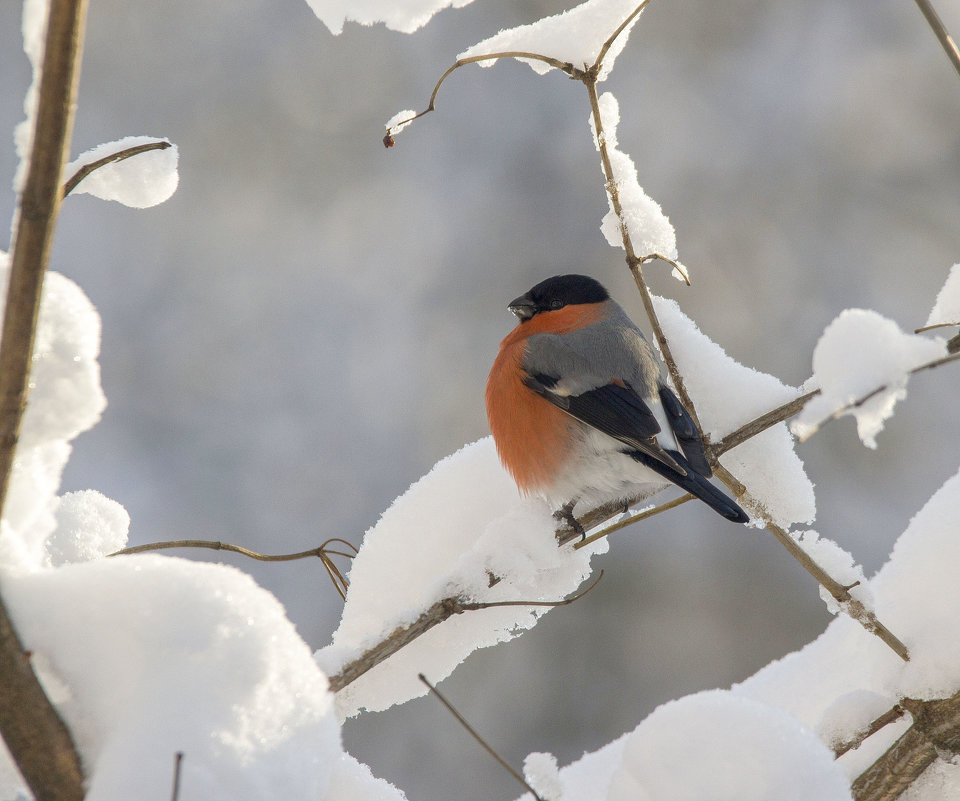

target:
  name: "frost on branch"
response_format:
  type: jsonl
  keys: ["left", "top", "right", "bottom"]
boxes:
{"left": 924, "top": 262, "right": 960, "bottom": 328}
{"left": 792, "top": 309, "right": 947, "bottom": 448}
{"left": 65, "top": 136, "right": 179, "bottom": 208}
{"left": 652, "top": 296, "right": 816, "bottom": 527}
{"left": 459, "top": 0, "right": 642, "bottom": 81}
{"left": 590, "top": 93, "right": 683, "bottom": 277}
{"left": 315, "top": 438, "right": 607, "bottom": 719}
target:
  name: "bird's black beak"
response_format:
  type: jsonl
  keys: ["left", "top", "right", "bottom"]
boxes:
{"left": 508, "top": 294, "right": 536, "bottom": 321}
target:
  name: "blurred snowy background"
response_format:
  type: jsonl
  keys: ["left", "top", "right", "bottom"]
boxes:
{"left": 2, "top": 1, "right": 959, "bottom": 799}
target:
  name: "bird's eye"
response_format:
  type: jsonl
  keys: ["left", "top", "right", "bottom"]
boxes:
{"left": 549, "top": 299, "right": 564, "bottom": 310}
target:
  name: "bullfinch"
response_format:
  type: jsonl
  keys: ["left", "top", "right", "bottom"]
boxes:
{"left": 485, "top": 274, "right": 749, "bottom": 526}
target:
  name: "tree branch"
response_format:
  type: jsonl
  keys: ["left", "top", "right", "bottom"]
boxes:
{"left": 794, "top": 350, "right": 960, "bottom": 443}
{"left": 0, "top": 1, "right": 89, "bottom": 798}
{"left": 910, "top": 0, "right": 960, "bottom": 80}
{"left": 852, "top": 691, "right": 960, "bottom": 801}
{"left": 328, "top": 573, "right": 603, "bottom": 693}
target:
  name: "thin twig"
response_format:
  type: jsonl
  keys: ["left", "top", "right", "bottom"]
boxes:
{"left": 914, "top": 321, "right": 959, "bottom": 333}
{"left": 170, "top": 752, "right": 184, "bottom": 801}
{"left": 109, "top": 538, "right": 358, "bottom": 600}
{"left": 910, "top": 0, "right": 960, "bottom": 79}
{"left": 833, "top": 705, "right": 906, "bottom": 758}
{"left": 419, "top": 674, "right": 544, "bottom": 801}
{"left": 0, "top": 1, "right": 90, "bottom": 799}
{"left": 62, "top": 139, "right": 171, "bottom": 198}
{"left": 569, "top": 495, "right": 693, "bottom": 549}
{"left": 635, "top": 252, "right": 690, "bottom": 285}
{"left": 592, "top": 1, "right": 654, "bottom": 71}
{"left": 109, "top": 537, "right": 357, "bottom": 562}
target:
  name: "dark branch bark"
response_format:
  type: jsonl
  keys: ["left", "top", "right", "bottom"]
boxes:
{"left": 853, "top": 692, "right": 960, "bottom": 801}
{"left": 0, "top": 1, "right": 90, "bottom": 799}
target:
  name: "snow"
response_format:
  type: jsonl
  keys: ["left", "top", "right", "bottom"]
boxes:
{"left": 603, "top": 691, "right": 852, "bottom": 801}
{"left": 924, "top": 263, "right": 960, "bottom": 328}
{"left": 523, "top": 752, "right": 562, "bottom": 801}
{"left": 591, "top": 93, "right": 680, "bottom": 267}
{"left": 3, "top": 557, "right": 341, "bottom": 801}
{"left": 792, "top": 309, "right": 947, "bottom": 449}
{"left": 316, "top": 437, "right": 608, "bottom": 719}
{"left": 511, "top": 465, "right": 960, "bottom": 801}
{"left": 12, "top": 0, "right": 48, "bottom": 193}
{"left": 734, "top": 466, "right": 960, "bottom": 781}
{"left": 305, "top": 0, "right": 475, "bottom": 35}
{"left": 0, "top": 254, "right": 107, "bottom": 573}
{"left": 64, "top": 137, "right": 179, "bottom": 208}
{"left": 459, "top": 0, "right": 642, "bottom": 81}
{"left": 652, "top": 296, "right": 816, "bottom": 527}
{"left": 47, "top": 490, "right": 130, "bottom": 567}
{"left": 384, "top": 110, "right": 418, "bottom": 135}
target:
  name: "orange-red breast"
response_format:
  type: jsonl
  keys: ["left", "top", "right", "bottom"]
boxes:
{"left": 485, "top": 274, "right": 748, "bottom": 524}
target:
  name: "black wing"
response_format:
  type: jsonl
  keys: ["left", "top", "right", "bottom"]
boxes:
{"left": 658, "top": 386, "right": 711, "bottom": 477}
{"left": 627, "top": 448, "right": 749, "bottom": 523}
{"left": 523, "top": 373, "right": 685, "bottom": 475}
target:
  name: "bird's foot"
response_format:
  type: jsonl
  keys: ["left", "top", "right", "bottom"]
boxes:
{"left": 554, "top": 501, "right": 585, "bottom": 541}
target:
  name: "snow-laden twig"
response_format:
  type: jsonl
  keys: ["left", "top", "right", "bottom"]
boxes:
{"left": 328, "top": 572, "right": 604, "bottom": 692}
{"left": 794, "top": 351, "right": 960, "bottom": 444}
{"left": 0, "top": 1, "right": 90, "bottom": 798}
{"left": 62, "top": 138, "right": 171, "bottom": 198}
{"left": 384, "top": 51, "right": 582, "bottom": 140}
{"left": 833, "top": 705, "right": 906, "bottom": 758}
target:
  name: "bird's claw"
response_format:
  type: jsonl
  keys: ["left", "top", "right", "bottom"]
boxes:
{"left": 554, "top": 502, "right": 586, "bottom": 541}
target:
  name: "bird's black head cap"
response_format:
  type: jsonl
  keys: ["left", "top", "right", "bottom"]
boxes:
{"left": 508, "top": 274, "right": 610, "bottom": 321}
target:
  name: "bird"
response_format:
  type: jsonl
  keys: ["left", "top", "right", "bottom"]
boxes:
{"left": 485, "top": 273, "right": 749, "bottom": 529}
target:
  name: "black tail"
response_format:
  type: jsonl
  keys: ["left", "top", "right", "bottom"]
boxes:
{"left": 627, "top": 448, "right": 749, "bottom": 524}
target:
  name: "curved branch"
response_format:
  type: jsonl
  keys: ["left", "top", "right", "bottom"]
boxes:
{"left": 110, "top": 537, "right": 357, "bottom": 562}
{"left": 62, "top": 139, "right": 171, "bottom": 198}
{"left": 385, "top": 51, "right": 580, "bottom": 138}
{"left": 110, "top": 537, "right": 358, "bottom": 600}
